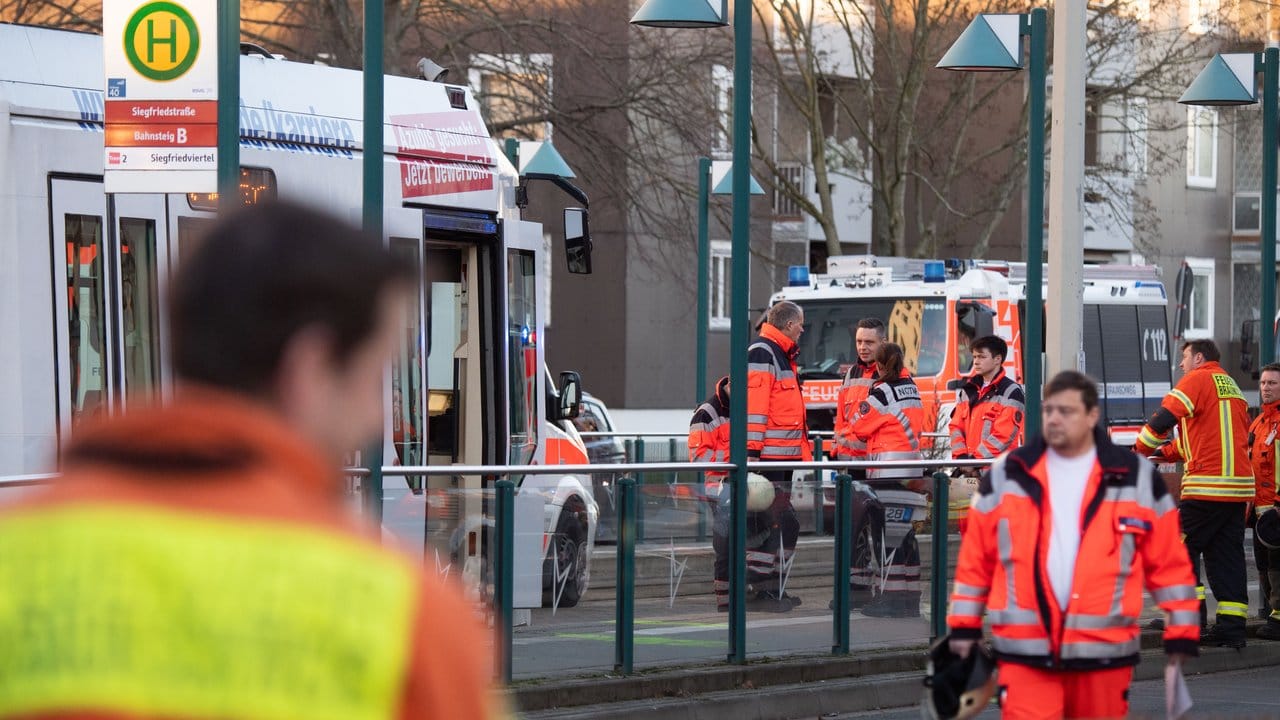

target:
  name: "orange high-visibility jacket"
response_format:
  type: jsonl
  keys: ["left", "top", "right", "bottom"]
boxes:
{"left": 834, "top": 360, "right": 877, "bottom": 460}
{"left": 949, "top": 427, "right": 1200, "bottom": 669}
{"left": 746, "top": 324, "right": 812, "bottom": 461}
{"left": 1135, "top": 361, "right": 1253, "bottom": 502}
{"left": 851, "top": 369, "right": 924, "bottom": 481}
{"left": 0, "top": 390, "right": 504, "bottom": 720}
{"left": 950, "top": 368, "right": 1026, "bottom": 460}
{"left": 1249, "top": 401, "right": 1280, "bottom": 507}
{"left": 689, "top": 376, "right": 731, "bottom": 480}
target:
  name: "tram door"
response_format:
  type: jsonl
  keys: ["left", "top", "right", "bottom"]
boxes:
{"left": 49, "top": 179, "right": 167, "bottom": 448}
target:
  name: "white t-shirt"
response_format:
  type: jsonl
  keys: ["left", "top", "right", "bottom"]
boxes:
{"left": 1045, "top": 446, "right": 1097, "bottom": 611}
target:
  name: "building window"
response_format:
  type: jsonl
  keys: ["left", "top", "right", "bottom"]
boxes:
{"left": 1126, "top": 97, "right": 1148, "bottom": 175}
{"left": 1185, "top": 257, "right": 1214, "bottom": 340}
{"left": 1186, "top": 106, "right": 1217, "bottom": 189}
{"left": 712, "top": 64, "right": 734, "bottom": 155}
{"left": 710, "top": 240, "right": 731, "bottom": 329}
{"left": 468, "top": 53, "right": 552, "bottom": 140}
{"left": 1189, "top": 0, "right": 1219, "bottom": 34}
{"left": 774, "top": 163, "right": 804, "bottom": 219}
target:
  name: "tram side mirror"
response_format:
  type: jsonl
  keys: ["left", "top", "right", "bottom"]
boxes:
{"left": 564, "top": 208, "right": 592, "bottom": 275}
{"left": 556, "top": 371, "right": 583, "bottom": 421}
{"left": 1241, "top": 319, "right": 1259, "bottom": 376}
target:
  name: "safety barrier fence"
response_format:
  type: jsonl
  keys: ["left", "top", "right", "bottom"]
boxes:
{"left": 0, "top": 455, "right": 993, "bottom": 684}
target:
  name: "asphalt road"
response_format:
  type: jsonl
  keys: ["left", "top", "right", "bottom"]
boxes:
{"left": 826, "top": 665, "right": 1280, "bottom": 718}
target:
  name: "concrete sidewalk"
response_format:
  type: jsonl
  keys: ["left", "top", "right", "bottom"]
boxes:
{"left": 513, "top": 622, "right": 1280, "bottom": 720}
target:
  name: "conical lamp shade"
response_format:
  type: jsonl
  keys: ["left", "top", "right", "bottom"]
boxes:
{"left": 937, "top": 14, "right": 1022, "bottom": 71}
{"left": 520, "top": 141, "right": 575, "bottom": 179}
{"left": 631, "top": 0, "right": 727, "bottom": 28}
{"left": 712, "top": 164, "right": 765, "bottom": 195}
{"left": 1180, "top": 53, "right": 1258, "bottom": 106}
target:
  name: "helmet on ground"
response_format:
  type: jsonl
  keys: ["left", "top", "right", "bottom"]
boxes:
{"left": 1258, "top": 506, "right": 1280, "bottom": 550}
{"left": 921, "top": 634, "right": 997, "bottom": 720}
{"left": 746, "top": 473, "right": 777, "bottom": 512}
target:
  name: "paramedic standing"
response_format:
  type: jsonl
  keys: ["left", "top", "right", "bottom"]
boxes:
{"left": 1250, "top": 362, "right": 1280, "bottom": 639}
{"left": 834, "top": 318, "right": 886, "bottom": 471}
{"left": 950, "top": 335, "right": 1025, "bottom": 464}
{"left": 950, "top": 371, "right": 1199, "bottom": 719}
{"left": 1135, "top": 339, "right": 1253, "bottom": 648}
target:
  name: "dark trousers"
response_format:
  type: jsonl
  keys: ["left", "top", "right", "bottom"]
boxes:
{"left": 1254, "top": 526, "right": 1274, "bottom": 615}
{"left": 1180, "top": 499, "right": 1249, "bottom": 634}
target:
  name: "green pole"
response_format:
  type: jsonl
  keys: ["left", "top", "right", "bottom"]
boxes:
{"left": 1261, "top": 48, "right": 1277, "bottom": 366}
{"left": 494, "top": 479, "right": 515, "bottom": 683}
{"left": 615, "top": 476, "right": 637, "bottom": 674}
{"left": 726, "top": 0, "right": 753, "bottom": 666}
{"left": 216, "top": 0, "right": 239, "bottom": 204}
{"left": 831, "top": 473, "right": 852, "bottom": 655}
{"left": 929, "top": 471, "right": 951, "bottom": 641}
{"left": 361, "top": 0, "right": 385, "bottom": 523}
{"left": 696, "top": 156, "right": 712, "bottom": 405}
{"left": 1023, "top": 8, "right": 1046, "bottom": 437}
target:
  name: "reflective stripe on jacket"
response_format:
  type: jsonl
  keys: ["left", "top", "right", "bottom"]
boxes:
{"left": 834, "top": 360, "right": 876, "bottom": 460}
{"left": 1135, "top": 361, "right": 1253, "bottom": 501}
{"left": 1249, "top": 401, "right": 1280, "bottom": 507}
{"left": 689, "top": 376, "right": 731, "bottom": 480}
{"left": 746, "top": 324, "right": 812, "bottom": 460}
{"left": 949, "top": 426, "right": 1200, "bottom": 670}
{"left": 949, "top": 369, "right": 1026, "bottom": 460}
{"left": 852, "top": 369, "right": 924, "bottom": 481}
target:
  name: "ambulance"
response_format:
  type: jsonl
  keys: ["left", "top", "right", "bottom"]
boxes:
{"left": 0, "top": 23, "right": 598, "bottom": 608}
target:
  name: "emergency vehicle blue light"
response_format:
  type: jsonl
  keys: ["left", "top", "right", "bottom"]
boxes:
{"left": 788, "top": 265, "right": 810, "bottom": 287}
{"left": 521, "top": 326, "right": 531, "bottom": 343}
{"left": 924, "top": 260, "right": 946, "bottom": 283}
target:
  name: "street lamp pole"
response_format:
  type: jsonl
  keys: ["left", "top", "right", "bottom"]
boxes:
{"left": 1181, "top": 49, "right": 1278, "bottom": 366}
{"left": 726, "top": 0, "right": 752, "bottom": 665}
{"left": 1024, "top": 8, "right": 1046, "bottom": 436}
{"left": 362, "top": 0, "right": 385, "bottom": 523}
{"left": 697, "top": 156, "right": 712, "bottom": 405}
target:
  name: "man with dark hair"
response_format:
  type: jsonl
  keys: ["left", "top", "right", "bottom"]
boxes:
{"left": 1136, "top": 338, "right": 1253, "bottom": 647}
{"left": 745, "top": 300, "right": 810, "bottom": 609}
{"left": 0, "top": 201, "right": 502, "bottom": 719}
{"left": 834, "top": 318, "right": 887, "bottom": 466}
{"left": 949, "top": 335, "right": 1025, "bottom": 464}
{"left": 950, "top": 370, "right": 1198, "bottom": 718}
{"left": 1250, "top": 362, "right": 1280, "bottom": 638}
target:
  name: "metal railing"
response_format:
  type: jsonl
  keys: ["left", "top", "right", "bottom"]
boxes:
{"left": 0, "top": 450, "right": 993, "bottom": 683}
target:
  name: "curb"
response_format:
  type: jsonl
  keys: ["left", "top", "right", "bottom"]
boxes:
{"left": 513, "top": 623, "right": 1280, "bottom": 719}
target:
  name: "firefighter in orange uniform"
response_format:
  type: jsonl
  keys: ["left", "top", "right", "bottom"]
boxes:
{"left": 1135, "top": 339, "right": 1253, "bottom": 647}
{"left": 950, "top": 335, "right": 1025, "bottom": 462}
{"left": 833, "top": 317, "right": 886, "bottom": 471}
{"left": 949, "top": 371, "right": 1199, "bottom": 719}
{"left": 689, "top": 376, "right": 734, "bottom": 610}
{"left": 0, "top": 202, "right": 503, "bottom": 720}
{"left": 1250, "top": 362, "right": 1280, "bottom": 639}
{"left": 850, "top": 342, "right": 928, "bottom": 618}
{"left": 746, "top": 300, "right": 811, "bottom": 608}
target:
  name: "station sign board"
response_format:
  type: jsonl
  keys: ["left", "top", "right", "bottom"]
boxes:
{"left": 103, "top": 0, "right": 218, "bottom": 192}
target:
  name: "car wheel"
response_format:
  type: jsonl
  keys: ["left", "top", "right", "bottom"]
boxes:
{"left": 851, "top": 521, "right": 883, "bottom": 589}
{"left": 544, "top": 514, "right": 589, "bottom": 608}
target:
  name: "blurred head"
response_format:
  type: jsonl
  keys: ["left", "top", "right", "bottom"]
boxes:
{"left": 1261, "top": 364, "right": 1280, "bottom": 405}
{"left": 1041, "top": 371, "right": 1100, "bottom": 456}
{"left": 969, "top": 335, "right": 1007, "bottom": 380}
{"left": 767, "top": 301, "right": 805, "bottom": 343}
{"left": 874, "top": 342, "right": 906, "bottom": 382}
{"left": 1179, "top": 339, "right": 1219, "bottom": 375}
{"left": 855, "top": 317, "right": 887, "bottom": 364}
{"left": 170, "top": 200, "right": 412, "bottom": 460}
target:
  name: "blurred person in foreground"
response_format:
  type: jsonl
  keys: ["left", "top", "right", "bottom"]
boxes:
{"left": 949, "top": 371, "right": 1198, "bottom": 718}
{"left": 0, "top": 201, "right": 503, "bottom": 719}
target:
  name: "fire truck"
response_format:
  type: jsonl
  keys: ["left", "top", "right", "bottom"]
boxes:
{"left": 774, "top": 256, "right": 1173, "bottom": 527}
{"left": 0, "top": 23, "right": 597, "bottom": 608}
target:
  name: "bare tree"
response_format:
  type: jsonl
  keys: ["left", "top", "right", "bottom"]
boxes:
{"left": 2, "top": 0, "right": 100, "bottom": 30}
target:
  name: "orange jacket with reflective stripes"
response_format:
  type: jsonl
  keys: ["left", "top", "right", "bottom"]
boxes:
{"left": 949, "top": 368, "right": 1026, "bottom": 460}
{"left": 833, "top": 360, "right": 877, "bottom": 460}
{"left": 746, "top": 324, "right": 812, "bottom": 461}
{"left": 1135, "top": 361, "right": 1253, "bottom": 502}
{"left": 851, "top": 369, "right": 923, "bottom": 481}
{"left": 949, "top": 427, "right": 1200, "bottom": 670}
{"left": 1249, "top": 401, "right": 1280, "bottom": 507}
{"left": 689, "top": 376, "right": 731, "bottom": 480}
{"left": 0, "top": 390, "right": 504, "bottom": 720}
